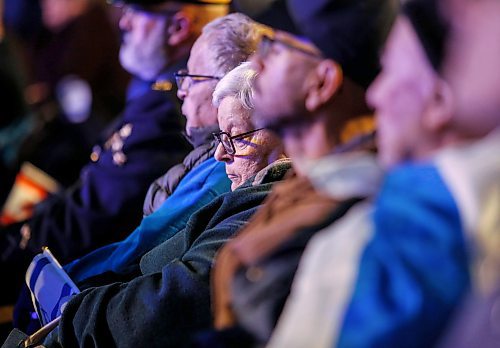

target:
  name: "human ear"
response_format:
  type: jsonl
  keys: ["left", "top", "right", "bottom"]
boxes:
{"left": 423, "top": 78, "right": 454, "bottom": 132}
{"left": 305, "top": 60, "right": 343, "bottom": 112}
{"left": 167, "top": 12, "right": 191, "bottom": 46}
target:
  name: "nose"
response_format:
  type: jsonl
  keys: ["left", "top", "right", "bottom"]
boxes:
{"left": 366, "top": 73, "right": 385, "bottom": 110}
{"left": 119, "top": 10, "right": 132, "bottom": 31}
{"left": 177, "top": 88, "right": 187, "bottom": 101}
{"left": 214, "top": 142, "right": 233, "bottom": 163}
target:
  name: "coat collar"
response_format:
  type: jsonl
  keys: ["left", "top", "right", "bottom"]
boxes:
{"left": 301, "top": 151, "right": 383, "bottom": 200}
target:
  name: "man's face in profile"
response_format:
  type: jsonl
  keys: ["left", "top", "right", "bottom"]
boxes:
{"left": 250, "top": 30, "right": 322, "bottom": 133}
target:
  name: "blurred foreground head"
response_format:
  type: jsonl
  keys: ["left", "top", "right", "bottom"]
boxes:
{"left": 246, "top": 0, "right": 396, "bottom": 165}
{"left": 40, "top": 0, "right": 92, "bottom": 32}
{"left": 367, "top": 0, "right": 500, "bottom": 168}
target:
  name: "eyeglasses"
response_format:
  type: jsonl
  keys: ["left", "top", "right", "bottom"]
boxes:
{"left": 174, "top": 69, "right": 222, "bottom": 91}
{"left": 212, "top": 128, "right": 264, "bottom": 155}
{"left": 257, "top": 34, "right": 324, "bottom": 60}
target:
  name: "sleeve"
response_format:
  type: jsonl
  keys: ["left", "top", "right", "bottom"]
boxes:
{"left": 63, "top": 159, "right": 230, "bottom": 284}
{"left": 51, "top": 207, "right": 260, "bottom": 348}
{"left": 22, "top": 163, "right": 150, "bottom": 265}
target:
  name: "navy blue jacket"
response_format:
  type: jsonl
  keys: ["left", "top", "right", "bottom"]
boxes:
{"left": 25, "top": 87, "right": 191, "bottom": 263}
{"left": 1, "top": 85, "right": 190, "bottom": 290}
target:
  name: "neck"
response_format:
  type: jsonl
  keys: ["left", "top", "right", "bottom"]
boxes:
{"left": 283, "top": 116, "right": 335, "bottom": 161}
{"left": 283, "top": 112, "right": 342, "bottom": 176}
{"left": 413, "top": 127, "right": 474, "bottom": 162}
{"left": 284, "top": 83, "right": 371, "bottom": 175}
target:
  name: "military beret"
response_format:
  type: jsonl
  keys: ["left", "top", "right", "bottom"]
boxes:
{"left": 287, "top": 0, "right": 398, "bottom": 88}
{"left": 402, "top": 0, "right": 449, "bottom": 72}
{"left": 109, "top": 0, "right": 230, "bottom": 6}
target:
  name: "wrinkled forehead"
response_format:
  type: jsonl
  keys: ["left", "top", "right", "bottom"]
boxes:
{"left": 217, "top": 96, "right": 252, "bottom": 126}
{"left": 187, "top": 36, "right": 213, "bottom": 73}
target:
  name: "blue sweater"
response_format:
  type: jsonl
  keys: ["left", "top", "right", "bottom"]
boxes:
{"left": 338, "top": 163, "right": 470, "bottom": 348}
{"left": 65, "top": 157, "right": 231, "bottom": 284}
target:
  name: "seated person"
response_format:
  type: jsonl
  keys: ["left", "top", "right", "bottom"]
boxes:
{"left": 203, "top": 0, "right": 394, "bottom": 346}
{"left": 268, "top": 0, "right": 500, "bottom": 347}
{"left": 13, "top": 12, "right": 266, "bottom": 333}
{"left": 1, "top": 0, "right": 229, "bottom": 312}
{"left": 38, "top": 54, "right": 288, "bottom": 347}
{"left": 61, "top": 12, "right": 268, "bottom": 288}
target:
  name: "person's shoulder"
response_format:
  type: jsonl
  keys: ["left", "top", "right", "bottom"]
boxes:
{"left": 122, "top": 77, "right": 181, "bottom": 118}
{"left": 376, "top": 161, "right": 462, "bottom": 233}
{"left": 381, "top": 161, "right": 447, "bottom": 200}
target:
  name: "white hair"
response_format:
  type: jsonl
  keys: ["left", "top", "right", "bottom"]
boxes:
{"left": 201, "top": 13, "right": 268, "bottom": 76}
{"left": 212, "top": 62, "right": 257, "bottom": 110}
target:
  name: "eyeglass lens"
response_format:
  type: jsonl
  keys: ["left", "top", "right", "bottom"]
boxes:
{"left": 175, "top": 70, "right": 221, "bottom": 91}
{"left": 220, "top": 133, "right": 235, "bottom": 154}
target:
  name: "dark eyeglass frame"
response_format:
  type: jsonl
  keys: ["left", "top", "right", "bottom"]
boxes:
{"left": 212, "top": 128, "right": 265, "bottom": 155}
{"left": 174, "top": 69, "right": 222, "bottom": 91}
{"left": 258, "top": 34, "right": 324, "bottom": 60}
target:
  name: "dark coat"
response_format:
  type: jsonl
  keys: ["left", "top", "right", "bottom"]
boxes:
{"left": 18, "top": 3, "right": 130, "bottom": 187}
{"left": 27, "top": 88, "right": 191, "bottom": 262}
{"left": 0, "top": 85, "right": 191, "bottom": 305}
{"left": 48, "top": 160, "right": 291, "bottom": 348}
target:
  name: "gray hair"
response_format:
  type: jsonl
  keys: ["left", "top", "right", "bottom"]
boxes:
{"left": 201, "top": 13, "right": 269, "bottom": 76}
{"left": 212, "top": 62, "right": 257, "bottom": 110}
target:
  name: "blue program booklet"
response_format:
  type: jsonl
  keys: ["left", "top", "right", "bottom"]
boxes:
{"left": 25, "top": 247, "right": 80, "bottom": 326}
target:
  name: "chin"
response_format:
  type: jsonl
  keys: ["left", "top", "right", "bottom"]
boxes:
{"left": 120, "top": 50, "right": 165, "bottom": 81}
{"left": 230, "top": 181, "right": 240, "bottom": 191}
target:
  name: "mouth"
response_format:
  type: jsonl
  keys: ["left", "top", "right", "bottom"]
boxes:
{"left": 180, "top": 106, "right": 186, "bottom": 118}
{"left": 226, "top": 172, "right": 239, "bottom": 181}
{"left": 121, "top": 33, "right": 130, "bottom": 44}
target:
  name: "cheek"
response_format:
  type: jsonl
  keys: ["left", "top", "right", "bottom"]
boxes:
{"left": 377, "top": 105, "right": 416, "bottom": 155}
{"left": 260, "top": 65, "right": 289, "bottom": 98}
{"left": 382, "top": 79, "right": 428, "bottom": 131}
{"left": 182, "top": 101, "right": 197, "bottom": 128}
{"left": 183, "top": 91, "right": 204, "bottom": 123}
{"left": 379, "top": 102, "right": 420, "bottom": 140}
{"left": 232, "top": 158, "right": 261, "bottom": 181}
